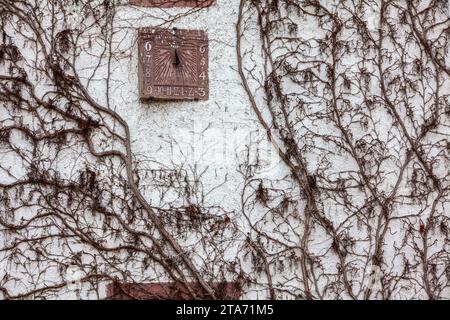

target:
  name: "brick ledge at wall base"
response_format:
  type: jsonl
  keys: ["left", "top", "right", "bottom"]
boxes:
{"left": 106, "top": 281, "right": 242, "bottom": 300}
{"left": 129, "top": 0, "right": 214, "bottom": 8}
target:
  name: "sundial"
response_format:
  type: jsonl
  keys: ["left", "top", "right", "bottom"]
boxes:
{"left": 138, "top": 27, "right": 209, "bottom": 101}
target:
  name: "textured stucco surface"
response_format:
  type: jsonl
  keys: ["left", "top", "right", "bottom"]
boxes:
{"left": 78, "top": 0, "right": 289, "bottom": 299}
{"left": 3, "top": 0, "right": 449, "bottom": 300}
{"left": 99, "top": 0, "right": 281, "bottom": 211}
{"left": 0, "top": 0, "right": 282, "bottom": 299}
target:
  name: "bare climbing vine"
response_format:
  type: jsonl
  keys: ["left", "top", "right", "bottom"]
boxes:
{"left": 0, "top": 0, "right": 239, "bottom": 300}
{"left": 0, "top": 0, "right": 449, "bottom": 300}
{"left": 236, "top": 0, "right": 450, "bottom": 299}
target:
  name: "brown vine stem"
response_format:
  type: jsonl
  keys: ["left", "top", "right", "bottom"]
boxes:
{"left": 236, "top": 0, "right": 315, "bottom": 299}
{"left": 0, "top": 0, "right": 216, "bottom": 300}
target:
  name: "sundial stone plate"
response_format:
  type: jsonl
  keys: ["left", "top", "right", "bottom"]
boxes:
{"left": 138, "top": 27, "right": 209, "bottom": 101}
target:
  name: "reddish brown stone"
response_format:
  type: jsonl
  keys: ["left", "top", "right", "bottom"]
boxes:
{"left": 138, "top": 27, "right": 209, "bottom": 101}
{"left": 129, "top": 0, "right": 214, "bottom": 8}
{"left": 130, "top": 0, "right": 214, "bottom": 9}
{"left": 107, "top": 282, "right": 242, "bottom": 300}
